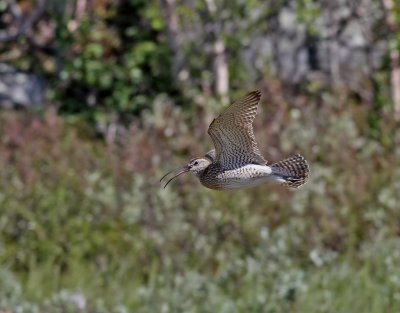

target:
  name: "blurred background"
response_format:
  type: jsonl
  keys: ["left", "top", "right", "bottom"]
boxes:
{"left": 0, "top": 0, "right": 400, "bottom": 312}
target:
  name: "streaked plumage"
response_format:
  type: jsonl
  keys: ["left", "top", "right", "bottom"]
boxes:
{"left": 161, "top": 90, "right": 309, "bottom": 190}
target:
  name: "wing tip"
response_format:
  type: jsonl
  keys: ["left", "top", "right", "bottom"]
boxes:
{"left": 244, "top": 90, "right": 262, "bottom": 104}
{"left": 249, "top": 89, "right": 262, "bottom": 98}
{"left": 242, "top": 90, "right": 262, "bottom": 111}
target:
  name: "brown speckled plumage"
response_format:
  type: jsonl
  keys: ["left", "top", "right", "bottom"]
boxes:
{"left": 161, "top": 90, "right": 310, "bottom": 190}
{"left": 208, "top": 90, "right": 266, "bottom": 167}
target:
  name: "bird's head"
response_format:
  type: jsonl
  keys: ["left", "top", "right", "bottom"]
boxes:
{"left": 160, "top": 157, "right": 211, "bottom": 188}
{"left": 186, "top": 157, "right": 211, "bottom": 176}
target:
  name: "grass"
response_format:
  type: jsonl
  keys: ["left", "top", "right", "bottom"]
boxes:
{"left": 0, "top": 101, "right": 399, "bottom": 312}
{"left": 1, "top": 238, "right": 399, "bottom": 312}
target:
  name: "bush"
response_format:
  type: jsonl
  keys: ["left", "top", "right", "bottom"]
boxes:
{"left": 0, "top": 90, "right": 399, "bottom": 311}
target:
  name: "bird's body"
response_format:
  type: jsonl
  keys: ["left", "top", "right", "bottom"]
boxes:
{"left": 199, "top": 163, "right": 275, "bottom": 190}
{"left": 161, "top": 90, "right": 309, "bottom": 190}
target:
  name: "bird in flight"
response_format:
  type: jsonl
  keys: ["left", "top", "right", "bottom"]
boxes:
{"left": 160, "top": 90, "right": 309, "bottom": 190}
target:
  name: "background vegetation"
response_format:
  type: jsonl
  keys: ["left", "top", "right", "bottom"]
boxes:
{"left": 0, "top": 0, "right": 400, "bottom": 312}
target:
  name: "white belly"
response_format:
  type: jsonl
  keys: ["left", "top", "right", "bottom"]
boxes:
{"left": 215, "top": 165, "right": 281, "bottom": 189}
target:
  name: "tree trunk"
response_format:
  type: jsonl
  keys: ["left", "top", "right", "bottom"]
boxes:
{"left": 390, "top": 49, "right": 400, "bottom": 120}
{"left": 160, "top": 0, "right": 190, "bottom": 88}
{"left": 213, "top": 38, "right": 229, "bottom": 102}
{"left": 382, "top": 0, "right": 400, "bottom": 120}
{"left": 204, "top": 0, "right": 229, "bottom": 104}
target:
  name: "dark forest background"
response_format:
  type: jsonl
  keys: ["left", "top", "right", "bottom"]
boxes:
{"left": 0, "top": 0, "right": 400, "bottom": 312}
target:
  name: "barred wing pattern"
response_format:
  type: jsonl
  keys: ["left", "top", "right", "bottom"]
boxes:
{"left": 208, "top": 90, "right": 266, "bottom": 168}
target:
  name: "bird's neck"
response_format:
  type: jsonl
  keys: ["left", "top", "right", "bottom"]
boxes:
{"left": 194, "top": 164, "right": 211, "bottom": 178}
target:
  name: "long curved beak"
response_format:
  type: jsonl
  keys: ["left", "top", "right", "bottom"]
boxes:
{"left": 160, "top": 165, "right": 190, "bottom": 188}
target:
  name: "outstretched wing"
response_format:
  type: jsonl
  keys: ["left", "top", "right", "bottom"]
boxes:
{"left": 208, "top": 90, "right": 266, "bottom": 168}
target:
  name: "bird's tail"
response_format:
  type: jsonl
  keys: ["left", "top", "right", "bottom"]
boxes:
{"left": 270, "top": 154, "right": 309, "bottom": 188}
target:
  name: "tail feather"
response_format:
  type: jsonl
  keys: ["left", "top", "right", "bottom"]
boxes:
{"left": 271, "top": 154, "right": 309, "bottom": 188}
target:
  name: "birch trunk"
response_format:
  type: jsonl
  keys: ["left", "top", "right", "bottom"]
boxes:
{"left": 204, "top": 0, "right": 229, "bottom": 104}
{"left": 382, "top": 0, "right": 400, "bottom": 120}
{"left": 160, "top": 0, "right": 190, "bottom": 87}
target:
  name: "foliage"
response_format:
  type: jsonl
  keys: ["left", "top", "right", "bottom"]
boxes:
{"left": 0, "top": 0, "right": 400, "bottom": 312}
{"left": 0, "top": 90, "right": 399, "bottom": 311}
{"left": 52, "top": 0, "right": 174, "bottom": 119}
{"left": 0, "top": 0, "right": 175, "bottom": 122}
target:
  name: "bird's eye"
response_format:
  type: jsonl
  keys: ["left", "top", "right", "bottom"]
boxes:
{"left": 194, "top": 161, "right": 198, "bottom": 165}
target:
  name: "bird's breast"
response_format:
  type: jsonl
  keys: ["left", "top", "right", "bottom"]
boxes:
{"left": 199, "top": 164, "right": 273, "bottom": 190}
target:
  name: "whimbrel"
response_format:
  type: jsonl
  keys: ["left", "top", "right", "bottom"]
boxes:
{"left": 161, "top": 90, "right": 309, "bottom": 190}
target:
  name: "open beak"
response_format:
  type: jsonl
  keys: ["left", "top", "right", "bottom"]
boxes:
{"left": 160, "top": 165, "right": 190, "bottom": 188}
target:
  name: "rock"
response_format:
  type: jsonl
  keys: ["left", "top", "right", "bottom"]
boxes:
{"left": 0, "top": 63, "right": 46, "bottom": 108}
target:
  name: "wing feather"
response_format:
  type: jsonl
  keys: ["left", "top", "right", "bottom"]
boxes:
{"left": 208, "top": 90, "right": 266, "bottom": 168}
